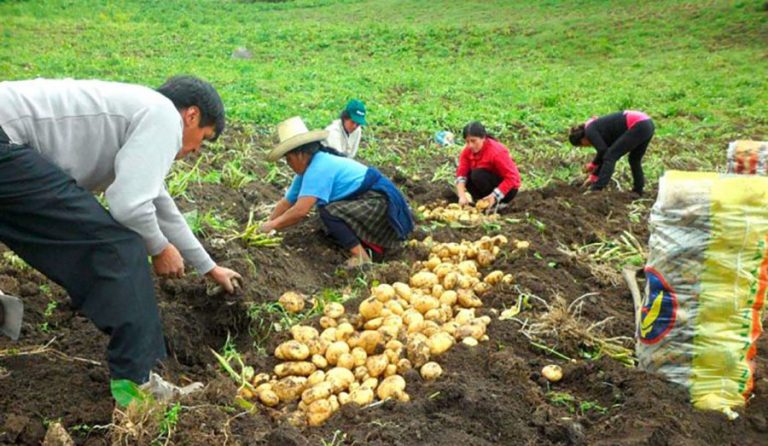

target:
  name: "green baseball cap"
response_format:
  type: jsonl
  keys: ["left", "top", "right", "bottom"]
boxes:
{"left": 344, "top": 99, "right": 367, "bottom": 126}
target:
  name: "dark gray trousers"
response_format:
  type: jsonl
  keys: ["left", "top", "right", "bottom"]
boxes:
{"left": 0, "top": 135, "right": 165, "bottom": 383}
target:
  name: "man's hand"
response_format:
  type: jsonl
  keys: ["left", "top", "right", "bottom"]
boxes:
{"left": 481, "top": 194, "right": 497, "bottom": 213}
{"left": 206, "top": 266, "right": 243, "bottom": 294}
{"left": 259, "top": 221, "right": 275, "bottom": 234}
{"left": 458, "top": 193, "right": 470, "bottom": 206}
{"left": 153, "top": 244, "right": 185, "bottom": 278}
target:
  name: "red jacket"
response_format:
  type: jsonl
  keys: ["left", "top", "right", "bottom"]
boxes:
{"left": 456, "top": 137, "right": 521, "bottom": 194}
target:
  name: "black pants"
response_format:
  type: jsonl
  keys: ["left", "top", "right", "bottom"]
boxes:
{"left": 0, "top": 140, "right": 165, "bottom": 384}
{"left": 466, "top": 169, "right": 518, "bottom": 203}
{"left": 593, "top": 120, "right": 654, "bottom": 193}
{"left": 319, "top": 207, "right": 359, "bottom": 250}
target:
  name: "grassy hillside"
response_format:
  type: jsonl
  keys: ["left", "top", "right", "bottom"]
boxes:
{"left": 1, "top": 0, "right": 766, "bottom": 186}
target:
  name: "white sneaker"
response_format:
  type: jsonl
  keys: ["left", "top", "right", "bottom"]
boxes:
{"left": 140, "top": 372, "right": 204, "bottom": 401}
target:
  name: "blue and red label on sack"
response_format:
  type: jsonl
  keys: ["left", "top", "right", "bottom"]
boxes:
{"left": 640, "top": 267, "right": 679, "bottom": 344}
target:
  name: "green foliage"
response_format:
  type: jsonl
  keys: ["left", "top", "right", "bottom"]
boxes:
{"left": 183, "top": 209, "right": 237, "bottom": 237}
{"left": 2, "top": 252, "right": 29, "bottom": 271}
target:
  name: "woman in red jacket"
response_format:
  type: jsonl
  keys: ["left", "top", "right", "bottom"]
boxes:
{"left": 455, "top": 121, "right": 521, "bottom": 209}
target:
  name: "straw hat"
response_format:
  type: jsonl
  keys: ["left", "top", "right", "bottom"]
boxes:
{"left": 267, "top": 117, "right": 329, "bottom": 161}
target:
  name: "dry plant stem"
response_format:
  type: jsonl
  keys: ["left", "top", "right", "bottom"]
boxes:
{"left": 0, "top": 337, "right": 102, "bottom": 366}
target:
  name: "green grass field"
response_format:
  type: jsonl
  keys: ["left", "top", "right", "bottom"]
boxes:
{"left": 1, "top": 0, "right": 766, "bottom": 187}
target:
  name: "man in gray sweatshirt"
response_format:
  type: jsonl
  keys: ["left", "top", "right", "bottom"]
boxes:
{"left": 0, "top": 76, "right": 242, "bottom": 406}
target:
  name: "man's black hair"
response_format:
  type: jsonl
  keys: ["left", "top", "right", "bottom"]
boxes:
{"left": 157, "top": 75, "right": 225, "bottom": 141}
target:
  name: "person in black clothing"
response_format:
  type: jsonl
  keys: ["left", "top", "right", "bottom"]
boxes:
{"left": 568, "top": 110, "right": 655, "bottom": 195}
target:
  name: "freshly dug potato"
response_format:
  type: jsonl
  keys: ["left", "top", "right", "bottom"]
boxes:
{"left": 323, "top": 302, "right": 345, "bottom": 319}
{"left": 462, "top": 337, "right": 479, "bottom": 347}
{"left": 320, "top": 327, "right": 338, "bottom": 342}
{"left": 366, "top": 354, "right": 389, "bottom": 378}
{"left": 439, "top": 290, "right": 458, "bottom": 306}
{"left": 457, "top": 274, "right": 473, "bottom": 290}
{"left": 357, "top": 330, "right": 384, "bottom": 354}
{"left": 351, "top": 347, "right": 368, "bottom": 367}
{"left": 420, "top": 362, "right": 443, "bottom": 380}
{"left": 441, "top": 321, "right": 459, "bottom": 337}
{"left": 319, "top": 316, "right": 338, "bottom": 329}
{"left": 410, "top": 271, "right": 439, "bottom": 289}
{"left": 364, "top": 317, "right": 384, "bottom": 330}
{"left": 325, "top": 367, "right": 355, "bottom": 392}
{"left": 422, "top": 321, "right": 441, "bottom": 337}
{"left": 502, "top": 274, "right": 515, "bottom": 285}
{"left": 483, "top": 270, "right": 504, "bottom": 286}
{"left": 378, "top": 323, "right": 400, "bottom": 341}
{"left": 396, "top": 358, "right": 413, "bottom": 374}
{"left": 392, "top": 282, "right": 413, "bottom": 301}
{"left": 385, "top": 300, "right": 405, "bottom": 315}
{"left": 492, "top": 235, "right": 508, "bottom": 246}
{"left": 359, "top": 297, "right": 383, "bottom": 320}
{"left": 335, "top": 322, "right": 355, "bottom": 341}
{"left": 424, "top": 308, "right": 442, "bottom": 323}
{"left": 349, "top": 387, "right": 374, "bottom": 406}
{"left": 307, "top": 399, "right": 333, "bottom": 427}
{"left": 275, "top": 361, "right": 316, "bottom": 378}
{"left": 402, "top": 309, "right": 424, "bottom": 327}
{"left": 457, "top": 261, "right": 479, "bottom": 278}
{"left": 428, "top": 332, "right": 455, "bottom": 356}
{"left": 542, "top": 365, "right": 563, "bottom": 382}
{"left": 291, "top": 326, "right": 319, "bottom": 343}
{"left": 430, "top": 284, "right": 445, "bottom": 298}
{"left": 384, "top": 364, "right": 398, "bottom": 377}
{"left": 361, "top": 377, "right": 379, "bottom": 390}
{"left": 287, "top": 410, "right": 307, "bottom": 427}
{"left": 458, "top": 290, "right": 483, "bottom": 308}
{"left": 353, "top": 366, "right": 369, "bottom": 381}
{"left": 433, "top": 263, "right": 454, "bottom": 279}
{"left": 329, "top": 395, "right": 340, "bottom": 412}
{"left": 473, "top": 282, "right": 492, "bottom": 295}
{"left": 252, "top": 372, "right": 270, "bottom": 387}
{"left": 307, "top": 370, "right": 326, "bottom": 387}
{"left": 279, "top": 291, "right": 306, "bottom": 313}
{"left": 372, "top": 284, "right": 396, "bottom": 302}
{"left": 413, "top": 296, "right": 440, "bottom": 314}
{"left": 325, "top": 341, "right": 350, "bottom": 365}
{"left": 478, "top": 315, "right": 492, "bottom": 326}
{"left": 307, "top": 338, "right": 329, "bottom": 357}
{"left": 386, "top": 339, "right": 404, "bottom": 353}
{"left": 274, "top": 376, "right": 307, "bottom": 402}
{"left": 377, "top": 375, "right": 407, "bottom": 400}
{"left": 337, "top": 353, "right": 356, "bottom": 370}
{"left": 259, "top": 389, "right": 280, "bottom": 407}
{"left": 275, "top": 340, "right": 310, "bottom": 361}
{"left": 456, "top": 321, "right": 486, "bottom": 340}
{"left": 338, "top": 392, "right": 350, "bottom": 405}
{"left": 302, "top": 381, "right": 333, "bottom": 404}
{"left": 443, "top": 272, "right": 459, "bottom": 290}
{"left": 406, "top": 338, "right": 431, "bottom": 368}
{"left": 454, "top": 308, "right": 476, "bottom": 325}
{"left": 476, "top": 250, "right": 494, "bottom": 267}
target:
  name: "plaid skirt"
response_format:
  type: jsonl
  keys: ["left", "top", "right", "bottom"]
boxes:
{"left": 323, "top": 190, "right": 402, "bottom": 249}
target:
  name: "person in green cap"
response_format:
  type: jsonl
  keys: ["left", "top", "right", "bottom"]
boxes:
{"left": 322, "top": 99, "right": 367, "bottom": 158}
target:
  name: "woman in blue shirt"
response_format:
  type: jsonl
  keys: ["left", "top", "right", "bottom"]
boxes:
{"left": 261, "top": 117, "right": 414, "bottom": 268}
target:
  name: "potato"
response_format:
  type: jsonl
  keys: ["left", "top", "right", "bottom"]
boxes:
{"left": 274, "top": 376, "right": 307, "bottom": 402}
{"left": 386, "top": 339, "right": 404, "bottom": 352}
{"left": 357, "top": 330, "right": 383, "bottom": 354}
{"left": 287, "top": 410, "right": 307, "bottom": 427}
{"left": 477, "top": 250, "right": 494, "bottom": 267}
{"left": 434, "top": 263, "right": 454, "bottom": 279}
{"left": 458, "top": 290, "right": 483, "bottom": 308}
{"left": 275, "top": 361, "right": 316, "bottom": 378}
{"left": 372, "top": 284, "right": 396, "bottom": 302}
{"left": 385, "top": 300, "right": 405, "bottom": 315}
{"left": 259, "top": 389, "right": 280, "bottom": 407}
{"left": 359, "top": 297, "right": 383, "bottom": 320}
{"left": 377, "top": 375, "right": 406, "bottom": 400}
{"left": 307, "top": 338, "right": 329, "bottom": 357}
{"left": 542, "top": 365, "right": 563, "bottom": 382}
{"left": 428, "top": 332, "right": 455, "bottom": 356}
{"left": 407, "top": 320, "right": 426, "bottom": 335}
{"left": 252, "top": 372, "right": 271, "bottom": 387}
{"left": 338, "top": 392, "right": 351, "bottom": 405}
{"left": 353, "top": 366, "right": 369, "bottom": 381}
{"left": 351, "top": 347, "right": 368, "bottom": 367}
{"left": 457, "top": 322, "right": 486, "bottom": 340}
{"left": 457, "top": 274, "right": 473, "bottom": 290}
{"left": 320, "top": 327, "right": 338, "bottom": 342}
{"left": 442, "top": 321, "right": 460, "bottom": 337}
{"left": 349, "top": 387, "right": 374, "bottom": 406}
{"left": 443, "top": 272, "right": 459, "bottom": 290}
{"left": 478, "top": 315, "right": 492, "bottom": 326}
{"left": 325, "top": 341, "right": 350, "bottom": 366}
{"left": 364, "top": 317, "right": 384, "bottom": 330}
{"left": 291, "top": 326, "right": 319, "bottom": 343}
{"left": 361, "top": 377, "right": 379, "bottom": 391}
{"left": 335, "top": 322, "right": 355, "bottom": 341}
{"left": 410, "top": 271, "right": 439, "bottom": 288}
{"left": 473, "top": 282, "right": 492, "bottom": 296}
{"left": 384, "top": 364, "right": 398, "bottom": 377}
{"left": 396, "top": 358, "right": 413, "bottom": 374}
{"left": 302, "top": 381, "right": 333, "bottom": 404}
{"left": 378, "top": 324, "right": 400, "bottom": 341}
{"left": 307, "top": 399, "right": 333, "bottom": 427}
{"left": 492, "top": 235, "right": 508, "bottom": 246}
{"left": 392, "top": 282, "right": 413, "bottom": 301}
{"left": 425, "top": 256, "right": 441, "bottom": 271}
{"left": 320, "top": 302, "right": 343, "bottom": 319}
{"left": 275, "top": 340, "right": 310, "bottom": 361}
{"left": 279, "top": 291, "right": 306, "bottom": 313}
{"left": 325, "top": 367, "right": 355, "bottom": 392}
{"left": 462, "top": 337, "right": 479, "bottom": 347}
{"left": 502, "top": 274, "right": 515, "bottom": 285}
{"left": 422, "top": 321, "right": 441, "bottom": 337}
{"left": 483, "top": 270, "right": 504, "bottom": 286}
{"left": 414, "top": 296, "right": 440, "bottom": 314}
{"left": 457, "top": 261, "right": 478, "bottom": 278}
{"left": 431, "top": 284, "right": 445, "bottom": 298}
{"left": 337, "top": 353, "right": 356, "bottom": 370}
{"left": 239, "top": 387, "right": 255, "bottom": 399}
{"left": 420, "top": 362, "right": 443, "bottom": 380}
{"left": 329, "top": 395, "right": 340, "bottom": 413}
{"left": 406, "top": 338, "right": 431, "bottom": 368}
{"left": 454, "top": 308, "right": 476, "bottom": 325}
{"left": 307, "top": 370, "right": 326, "bottom": 387}
{"left": 402, "top": 309, "right": 424, "bottom": 327}
{"left": 366, "top": 354, "right": 389, "bottom": 378}
{"left": 384, "top": 349, "right": 401, "bottom": 365}
{"left": 319, "top": 316, "right": 338, "bottom": 329}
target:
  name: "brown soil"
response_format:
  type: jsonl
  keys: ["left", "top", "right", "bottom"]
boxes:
{"left": 1, "top": 131, "right": 767, "bottom": 445}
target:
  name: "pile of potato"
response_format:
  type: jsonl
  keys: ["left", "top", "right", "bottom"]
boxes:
{"left": 417, "top": 202, "right": 499, "bottom": 226}
{"left": 239, "top": 235, "right": 512, "bottom": 427}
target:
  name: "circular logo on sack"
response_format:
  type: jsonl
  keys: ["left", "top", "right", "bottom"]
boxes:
{"left": 639, "top": 267, "right": 678, "bottom": 345}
